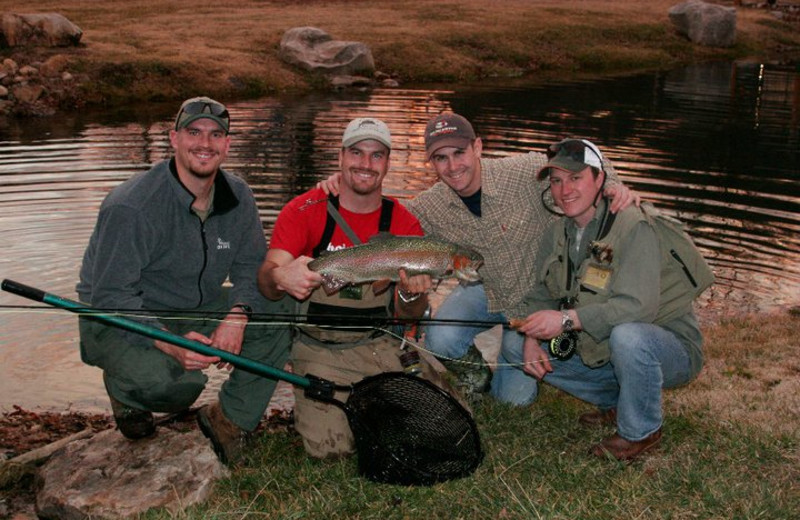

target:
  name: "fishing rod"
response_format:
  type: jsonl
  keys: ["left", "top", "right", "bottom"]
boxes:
{"left": 0, "top": 304, "right": 515, "bottom": 328}
{"left": 0, "top": 278, "right": 484, "bottom": 486}
{"left": 0, "top": 280, "right": 558, "bottom": 371}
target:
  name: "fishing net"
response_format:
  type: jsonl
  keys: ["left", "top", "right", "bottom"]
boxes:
{"left": 2, "top": 280, "right": 483, "bottom": 486}
{"left": 340, "top": 372, "right": 483, "bottom": 486}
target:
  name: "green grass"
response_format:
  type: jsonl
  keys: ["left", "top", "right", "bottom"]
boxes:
{"left": 135, "top": 312, "right": 800, "bottom": 518}
{"left": 139, "top": 384, "right": 797, "bottom": 519}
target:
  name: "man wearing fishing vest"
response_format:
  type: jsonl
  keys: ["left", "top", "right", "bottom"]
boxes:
{"left": 510, "top": 138, "right": 707, "bottom": 461}
{"left": 76, "top": 97, "right": 292, "bottom": 466}
{"left": 258, "top": 117, "right": 447, "bottom": 459}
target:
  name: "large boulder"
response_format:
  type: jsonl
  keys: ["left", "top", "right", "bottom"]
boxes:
{"left": 0, "top": 13, "right": 83, "bottom": 48}
{"left": 668, "top": 1, "right": 736, "bottom": 48}
{"left": 36, "top": 428, "right": 228, "bottom": 519}
{"left": 279, "top": 27, "right": 375, "bottom": 76}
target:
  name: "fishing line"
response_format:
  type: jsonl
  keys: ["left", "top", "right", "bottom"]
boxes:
{"left": 364, "top": 325, "right": 559, "bottom": 370}
{"left": 0, "top": 305, "right": 555, "bottom": 369}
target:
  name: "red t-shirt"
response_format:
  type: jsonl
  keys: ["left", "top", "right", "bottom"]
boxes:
{"left": 270, "top": 187, "right": 423, "bottom": 257}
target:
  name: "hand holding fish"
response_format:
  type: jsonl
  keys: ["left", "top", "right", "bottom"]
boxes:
{"left": 398, "top": 269, "right": 433, "bottom": 296}
{"left": 271, "top": 255, "right": 324, "bottom": 301}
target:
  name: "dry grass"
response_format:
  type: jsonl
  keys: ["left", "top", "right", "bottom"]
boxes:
{"left": 2, "top": 0, "right": 798, "bottom": 104}
{"left": 670, "top": 311, "right": 800, "bottom": 439}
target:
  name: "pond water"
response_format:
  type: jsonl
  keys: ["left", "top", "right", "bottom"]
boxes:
{"left": 0, "top": 61, "right": 798, "bottom": 413}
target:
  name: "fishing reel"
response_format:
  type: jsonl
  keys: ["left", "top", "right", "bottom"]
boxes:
{"left": 549, "top": 297, "right": 578, "bottom": 361}
{"left": 548, "top": 330, "right": 578, "bottom": 360}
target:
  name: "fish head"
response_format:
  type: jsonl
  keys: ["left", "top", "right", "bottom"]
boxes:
{"left": 451, "top": 246, "right": 483, "bottom": 283}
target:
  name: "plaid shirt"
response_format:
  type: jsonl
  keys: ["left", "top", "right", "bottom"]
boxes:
{"left": 407, "top": 152, "right": 619, "bottom": 317}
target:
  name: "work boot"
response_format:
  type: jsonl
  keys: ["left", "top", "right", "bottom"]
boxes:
{"left": 108, "top": 394, "right": 155, "bottom": 440}
{"left": 439, "top": 344, "right": 492, "bottom": 402}
{"left": 197, "top": 401, "right": 250, "bottom": 466}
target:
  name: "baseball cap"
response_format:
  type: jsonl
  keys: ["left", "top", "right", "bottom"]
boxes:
{"left": 174, "top": 96, "right": 230, "bottom": 133}
{"left": 341, "top": 117, "right": 392, "bottom": 149}
{"left": 536, "top": 138, "right": 605, "bottom": 180}
{"left": 424, "top": 113, "right": 476, "bottom": 159}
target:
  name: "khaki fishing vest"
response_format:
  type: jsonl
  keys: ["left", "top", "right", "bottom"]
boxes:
{"left": 540, "top": 207, "right": 703, "bottom": 367}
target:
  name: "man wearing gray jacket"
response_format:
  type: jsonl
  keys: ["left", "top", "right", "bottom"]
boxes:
{"left": 77, "top": 96, "right": 290, "bottom": 466}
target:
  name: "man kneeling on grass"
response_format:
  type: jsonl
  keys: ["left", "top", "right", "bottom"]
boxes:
{"left": 506, "top": 138, "right": 707, "bottom": 461}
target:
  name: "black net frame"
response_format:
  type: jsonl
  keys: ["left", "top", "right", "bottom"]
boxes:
{"left": 339, "top": 372, "right": 483, "bottom": 486}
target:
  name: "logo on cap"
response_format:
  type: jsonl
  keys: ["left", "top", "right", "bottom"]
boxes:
{"left": 341, "top": 117, "right": 392, "bottom": 149}
{"left": 424, "top": 113, "right": 476, "bottom": 159}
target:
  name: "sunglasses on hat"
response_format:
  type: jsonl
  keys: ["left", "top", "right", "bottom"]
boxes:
{"left": 546, "top": 139, "right": 604, "bottom": 169}
{"left": 174, "top": 99, "right": 230, "bottom": 132}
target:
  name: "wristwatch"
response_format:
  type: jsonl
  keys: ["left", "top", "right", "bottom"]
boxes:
{"left": 561, "top": 310, "right": 574, "bottom": 332}
{"left": 233, "top": 304, "right": 253, "bottom": 320}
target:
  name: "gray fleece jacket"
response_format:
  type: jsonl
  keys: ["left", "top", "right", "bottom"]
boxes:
{"left": 77, "top": 159, "right": 267, "bottom": 347}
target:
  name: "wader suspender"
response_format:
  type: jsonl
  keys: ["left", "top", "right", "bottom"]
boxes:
{"left": 312, "top": 196, "right": 395, "bottom": 257}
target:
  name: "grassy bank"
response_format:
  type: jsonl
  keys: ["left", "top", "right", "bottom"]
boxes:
{"left": 2, "top": 1, "right": 799, "bottom": 108}
{"left": 130, "top": 311, "right": 799, "bottom": 519}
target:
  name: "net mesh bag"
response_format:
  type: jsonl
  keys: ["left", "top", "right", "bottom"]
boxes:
{"left": 344, "top": 372, "right": 483, "bottom": 486}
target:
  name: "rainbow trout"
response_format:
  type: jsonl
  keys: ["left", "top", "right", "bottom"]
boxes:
{"left": 308, "top": 235, "right": 484, "bottom": 295}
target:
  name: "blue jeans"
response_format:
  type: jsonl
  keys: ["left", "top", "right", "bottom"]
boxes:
{"left": 491, "top": 322, "right": 693, "bottom": 441}
{"left": 423, "top": 283, "right": 511, "bottom": 360}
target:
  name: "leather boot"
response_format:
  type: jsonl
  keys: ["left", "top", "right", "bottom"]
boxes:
{"left": 197, "top": 401, "right": 250, "bottom": 466}
{"left": 590, "top": 428, "right": 662, "bottom": 461}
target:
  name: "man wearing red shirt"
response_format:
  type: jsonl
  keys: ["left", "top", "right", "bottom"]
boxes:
{"left": 258, "top": 117, "right": 436, "bottom": 459}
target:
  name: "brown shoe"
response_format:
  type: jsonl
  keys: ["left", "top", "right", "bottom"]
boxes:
{"left": 590, "top": 428, "right": 662, "bottom": 461}
{"left": 197, "top": 402, "right": 249, "bottom": 466}
{"left": 578, "top": 408, "right": 617, "bottom": 427}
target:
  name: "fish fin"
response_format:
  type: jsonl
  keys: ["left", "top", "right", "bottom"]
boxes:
{"left": 371, "top": 279, "right": 393, "bottom": 295}
{"left": 321, "top": 275, "right": 349, "bottom": 296}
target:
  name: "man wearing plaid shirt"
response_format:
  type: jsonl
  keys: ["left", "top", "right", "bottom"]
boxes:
{"left": 406, "top": 113, "right": 635, "bottom": 404}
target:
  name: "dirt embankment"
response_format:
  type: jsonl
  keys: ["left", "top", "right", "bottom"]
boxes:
{"left": 1, "top": 1, "right": 799, "bottom": 117}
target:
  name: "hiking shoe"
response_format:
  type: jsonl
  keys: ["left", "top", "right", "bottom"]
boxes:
{"left": 197, "top": 401, "right": 249, "bottom": 466}
{"left": 439, "top": 344, "right": 492, "bottom": 400}
{"left": 109, "top": 395, "right": 155, "bottom": 440}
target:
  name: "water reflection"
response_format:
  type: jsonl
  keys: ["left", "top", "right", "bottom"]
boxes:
{"left": 0, "top": 61, "right": 797, "bottom": 412}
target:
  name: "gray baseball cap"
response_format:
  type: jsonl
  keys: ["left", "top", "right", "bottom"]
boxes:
{"left": 342, "top": 117, "right": 392, "bottom": 149}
